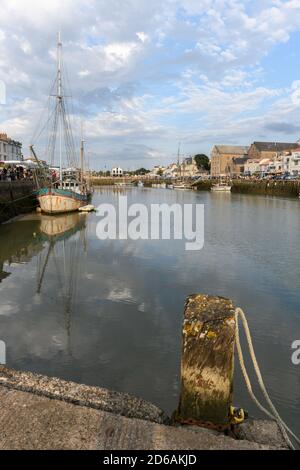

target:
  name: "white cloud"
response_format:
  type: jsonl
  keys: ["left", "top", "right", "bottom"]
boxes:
{"left": 1, "top": 0, "right": 300, "bottom": 168}
{"left": 103, "top": 42, "right": 141, "bottom": 71}
{"left": 78, "top": 69, "right": 91, "bottom": 77}
{"left": 136, "top": 32, "right": 149, "bottom": 43}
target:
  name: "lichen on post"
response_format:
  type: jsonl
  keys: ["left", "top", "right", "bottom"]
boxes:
{"left": 175, "top": 294, "right": 236, "bottom": 427}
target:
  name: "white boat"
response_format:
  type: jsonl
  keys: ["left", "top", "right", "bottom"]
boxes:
{"left": 137, "top": 181, "right": 144, "bottom": 188}
{"left": 32, "top": 33, "right": 91, "bottom": 214}
{"left": 115, "top": 181, "right": 134, "bottom": 187}
{"left": 79, "top": 204, "right": 95, "bottom": 212}
{"left": 174, "top": 183, "right": 191, "bottom": 190}
{"left": 211, "top": 183, "right": 232, "bottom": 192}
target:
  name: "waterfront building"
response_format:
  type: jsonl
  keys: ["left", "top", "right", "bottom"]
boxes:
{"left": 247, "top": 142, "right": 299, "bottom": 161}
{"left": 290, "top": 149, "right": 300, "bottom": 175}
{"left": 267, "top": 156, "right": 284, "bottom": 175}
{"left": 179, "top": 157, "right": 200, "bottom": 178}
{"left": 149, "top": 165, "right": 166, "bottom": 177}
{"left": 111, "top": 167, "right": 123, "bottom": 177}
{"left": 228, "top": 156, "right": 249, "bottom": 176}
{"left": 0, "top": 133, "right": 22, "bottom": 161}
{"left": 258, "top": 158, "right": 273, "bottom": 174}
{"left": 210, "top": 145, "right": 249, "bottom": 177}
{"left": 281, "top": 149, "right": 300, "bottom": 176}
{"left": 244, "top": 159, "right": 261, "bottom": 175}
{"left": 162, "top": 157, "right": 207, "bottom": 179}
{"left": 163, "top": 163, "right": 178, "bottom": 178}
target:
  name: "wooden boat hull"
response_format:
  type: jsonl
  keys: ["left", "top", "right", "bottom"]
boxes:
{"left": 37, "top": 188, "right": 89, "bottom": 214}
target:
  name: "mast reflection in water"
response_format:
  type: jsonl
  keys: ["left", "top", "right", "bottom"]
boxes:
{"left": 36, "top": 213, "right": 87, "bottom": 353}
{"left": 0, "top": 187, "right": 300, "bottom": 436}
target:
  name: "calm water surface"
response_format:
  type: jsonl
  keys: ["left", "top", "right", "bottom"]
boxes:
{"left": 0, "top": 187, "right": 299, "bottom": 434}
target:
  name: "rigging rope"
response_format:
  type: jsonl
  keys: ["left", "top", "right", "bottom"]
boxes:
{"left": 235, "top": 307, "right": 300, "bottom": 450}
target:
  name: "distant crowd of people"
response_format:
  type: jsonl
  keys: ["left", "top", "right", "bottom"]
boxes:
{"left": 0, "top": 165, "right": 34, "bottom": 182}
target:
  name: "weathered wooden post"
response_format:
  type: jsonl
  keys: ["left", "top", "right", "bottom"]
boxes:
{"left": 175, "top": 294, "right": 236, "bottom": 429}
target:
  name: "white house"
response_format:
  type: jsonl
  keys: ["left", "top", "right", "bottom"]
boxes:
{"left": 259, "top": 158, "right": 273, "bottom": 174}
{"left": 282, "top": 149, "right": 300, "bottom": 175}
{"left": 149, "top": 165, "right": 166, "bottom": 177}
{"left": 244, "top": 159, "right": 261, "bottom": 175}
{"left": 290, "top": 150, "right": 300, "bottom": 175}
{"left": 0, "top": 133, "right": 22, "bottom": 161}
{"left": 268, "top": 156, "right": 284, "bottom": 174}
{"left": 111, "top": 167, "right": 123, "bottom": 177}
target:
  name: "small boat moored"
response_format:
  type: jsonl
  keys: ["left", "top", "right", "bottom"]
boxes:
{"left": 211, "top": 183, "right": 232, "bottom": 192}
{"left": 78, "top": 204, "right": 95, "bottom": 212}
{"left": 173, "top": 183, "right": 191, "bottom": 190}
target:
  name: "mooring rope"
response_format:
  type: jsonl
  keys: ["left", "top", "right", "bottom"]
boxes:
{"left": 235, "top": 307, "right": 300, "bottom": 450}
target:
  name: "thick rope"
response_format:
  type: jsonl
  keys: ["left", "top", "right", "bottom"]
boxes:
{"left": 235, "top": 307, "right": 300, "bottom": 450}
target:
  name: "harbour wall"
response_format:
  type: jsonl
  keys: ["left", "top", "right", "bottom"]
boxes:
{"left": 231, "top": 180, "right": 300, "bottom": 197}
{"left": 92, "top": 177, "right": 300, "bottom": 198}
{"left": 91, "top": 177, "right": 172, "bottom": 187}
{"left": 0, "top": 181, "right": 37, "bottom": 224}
{"left": 195, "top": 179, "right": 300, "bottom": 197}
{"left": 0, "top": 365, "right": 288, "bottom": 450}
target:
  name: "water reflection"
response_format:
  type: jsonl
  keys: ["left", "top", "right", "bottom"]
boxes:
{"left": 0, "top": 189, "right": 299, "bottom": 435}
{"left": 36, "top": 213, "right": 87, "bottom": 354}
{"left": 0, "top": 217, "right": 43, "bottom": 282}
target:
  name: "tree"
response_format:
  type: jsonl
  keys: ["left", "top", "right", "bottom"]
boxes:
{"left": 135, "top": 168, "right": 150, "bottom": 175}
{"left": 194, "top": 154, "right": 210, "bottom": 171}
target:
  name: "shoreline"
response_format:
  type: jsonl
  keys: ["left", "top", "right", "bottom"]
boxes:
{"left": 90, "top": 177, "right": 300, "bottom": 198}
{"left": 195, "top": 179, "right": 300, "bottom": 198}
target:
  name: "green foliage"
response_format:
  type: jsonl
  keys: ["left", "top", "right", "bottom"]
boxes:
{"left": 135, "top": 168, "right": 150, "bottom": 175}
{"left": 194, "top": 154, "right": 210, "bottom": 171}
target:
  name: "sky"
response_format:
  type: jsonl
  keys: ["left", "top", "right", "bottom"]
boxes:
{"left": 1, "top": 0, "right": 300, "bottom": 170}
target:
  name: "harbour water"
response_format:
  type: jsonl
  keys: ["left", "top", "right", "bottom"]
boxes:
{"left": 0, "top": 187, "right": 299, "bottom": 435}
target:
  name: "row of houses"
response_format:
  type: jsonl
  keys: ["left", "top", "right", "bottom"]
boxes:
{"left": 149, "top": 157, "right": 207, "bottom": 178}
{"left": 210, "top": 142, "right": 300, "bottom": 177}
{"left": 0, "top": 133, "right": 23, "bottom": 162}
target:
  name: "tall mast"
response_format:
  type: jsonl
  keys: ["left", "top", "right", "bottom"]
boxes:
{"left": 80, "top": 131, "right": 84, "bottom": 184}
{"left": 80, "top": 120, "right": 84, "bottom": 184}
{"left": 57, "top": 32, "right": 63, "bottom": 183}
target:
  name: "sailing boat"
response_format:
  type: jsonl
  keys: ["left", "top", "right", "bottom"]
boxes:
{"left": 33, "top": 33, "right": 91, "bottom": 214}
{"left": 173, "top": 142, "right": 191, "bottom": 190}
